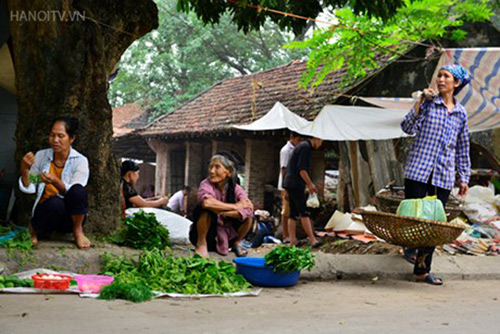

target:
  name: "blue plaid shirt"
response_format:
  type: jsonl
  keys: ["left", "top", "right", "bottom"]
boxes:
{"left": 401, "top": 96, "right": 470, "bottom": 190}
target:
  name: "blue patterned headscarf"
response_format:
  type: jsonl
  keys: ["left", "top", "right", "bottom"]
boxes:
{"left": 440, "top": 64, "right": 471, "bottom": 95}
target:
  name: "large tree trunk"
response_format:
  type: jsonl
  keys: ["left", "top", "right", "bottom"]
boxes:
{"left": 8, "top": 0, "right": 158, "bottom": 234}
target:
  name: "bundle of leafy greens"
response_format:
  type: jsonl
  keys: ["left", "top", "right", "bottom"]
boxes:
{"left": 100, "top": 249, "right": 251, "bottom": 300}
{"left": 110, "top": 210, "right": 170, "bottom": 250}
{"left": 28, "top": 174, "right": 42, "bottom": 184}
{"left": 98, "top": 281, "right": 155, "bottom": 303}
{"left": 264, "top": 246, "right": 315, "bottom": 273}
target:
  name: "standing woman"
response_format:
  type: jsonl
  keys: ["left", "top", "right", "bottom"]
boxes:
{"left": 19, "top": 117, "right": 91, "bottom": 249}
{"left": 190, "top": 154, "right": 254, "bottom": 258}
{"left": 401, "top": 64, "right": 471, "bottom": 285}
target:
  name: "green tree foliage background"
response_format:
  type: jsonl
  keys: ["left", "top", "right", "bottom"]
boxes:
{"left": 108, "top": 0, "right": 307, "bottom": 118}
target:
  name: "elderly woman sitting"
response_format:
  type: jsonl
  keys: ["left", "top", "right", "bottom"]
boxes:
{"left": 189, "top": 154, "right": 254, "bottom": 258}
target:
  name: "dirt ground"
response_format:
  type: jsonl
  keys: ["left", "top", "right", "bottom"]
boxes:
{"left": 318, "top": 238, "right": 402, "bottom": 255}
{"left": 2, "top": 280, "right": 499, "bottom": 334}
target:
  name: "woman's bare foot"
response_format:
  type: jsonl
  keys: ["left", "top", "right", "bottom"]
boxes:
{"left": 195, "top": 245, "right": 209, "bottom": 258}
{"left": 74, "top": 233, "right": 91, "bottom": 249}
{"left": 28, "top": 225, "right": 38, "bottom": 246}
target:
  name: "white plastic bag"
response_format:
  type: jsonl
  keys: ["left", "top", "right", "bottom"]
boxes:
{"left": 306, "top": 193, "right": 320, "bottom": 208}
{"left": 462, "top": 186, "right": 499, "bottom": 223}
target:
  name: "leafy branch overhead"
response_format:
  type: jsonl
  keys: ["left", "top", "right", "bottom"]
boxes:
{"left": 285, "top": 0, "right": 492, "bottom": 89}
{"left": 176, "top": 0, "right": 407, "bottom": 34}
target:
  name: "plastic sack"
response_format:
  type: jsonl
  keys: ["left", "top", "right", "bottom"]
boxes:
{"left": 125, "top": 207, "right": 192, "bottom": 244}
{"left": 396, "top": 195, "right": 447, "bottom": 222}
{"left": 462, "top": 186, "right": 499, "bottom": 223}
{"left": 306, "top": 193, "right": 320, "bottom": 208}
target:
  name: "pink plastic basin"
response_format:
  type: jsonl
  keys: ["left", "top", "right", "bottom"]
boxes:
{"left": 75, "top": 275, "right": 114, "bottom": 293}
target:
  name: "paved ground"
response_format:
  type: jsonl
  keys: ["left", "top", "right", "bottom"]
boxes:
{"left": 1, "top": 280, "right": 499, "bottom": 334}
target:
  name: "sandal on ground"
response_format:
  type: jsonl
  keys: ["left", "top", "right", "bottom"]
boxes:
{"left": 415, "top": 274, "right": 443, "bottom": 286}
{"left": 233, "top": 245, "right": 248, "bottom": 257}
{"left": 311, "top": 240, "right": 322, "bottom": 248}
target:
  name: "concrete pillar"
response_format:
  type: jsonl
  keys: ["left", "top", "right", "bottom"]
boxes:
{"left": 185, "top": 142, "right": 204, "bottom": 189}
{"left": 147, "top": 139, "right": 170, "bottom": 196}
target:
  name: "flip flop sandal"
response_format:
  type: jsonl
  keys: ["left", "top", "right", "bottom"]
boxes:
{"left": 311, "top": 241, "right": 322, "bottom": 248}
{"left": 233, "top": 245, "right": 248, "bottom": 257}
{"left": 416, "top": 274, "right": 443, "bottom": 285}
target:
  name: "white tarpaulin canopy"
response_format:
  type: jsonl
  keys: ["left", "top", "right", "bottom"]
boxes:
{"left": 296, "top": 105, "right": 410, "bottom": 141}
{"left": 234, "top": 101, "right": 310, "bottom": 131}
{"left": 360, "top": 47, "right": 500, "bottom": 133}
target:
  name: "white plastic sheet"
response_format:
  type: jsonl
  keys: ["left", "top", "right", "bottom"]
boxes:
{"left": 126, "top": 207, "right": 192, "bottom": 244}
{"left": 296, "top": 105, "right": 410, "bottom": 141}
{"left": 234, "top": 101, "right": 310, "bottom": 132}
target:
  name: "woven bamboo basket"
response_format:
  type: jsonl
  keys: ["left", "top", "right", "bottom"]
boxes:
{"left": 375, "top": 190, "right": 463, "bottom": 220}
{"left": 360, "top": 210, "right": 466, "bottom": 248}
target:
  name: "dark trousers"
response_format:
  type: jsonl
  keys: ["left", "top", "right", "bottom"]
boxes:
{"left": 31, "top": 185, "right": 88, "bottom": 238}
{"left": 404, "top": 178, "right": 451, "bottom": 275}
{"left": 189, "top": 206, "right": 245, "bottom": 251}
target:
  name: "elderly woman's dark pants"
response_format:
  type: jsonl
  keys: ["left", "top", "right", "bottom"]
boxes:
{"left": 31, "top": 185, "right": 88, "bottom": 238}
{"left": 404, "top": 178, "right": 450, "bottom": 275}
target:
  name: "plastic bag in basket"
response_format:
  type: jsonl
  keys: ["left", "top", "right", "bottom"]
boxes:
{"left": 396, "top": 196, "right": 447, "bottom": 222}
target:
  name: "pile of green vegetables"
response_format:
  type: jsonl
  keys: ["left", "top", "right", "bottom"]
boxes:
{"left": 0, "top": 225, "right": 33, "bottom": 251}
{"left": 0, "top": 275, "right": 34, "bottom": 289}
{"left": 110, "top": 210, "right": 170, "bottom": 251}
{"left": 98, "top": 250, "right": 251, "bottom": 302}
{"left": 264, "top": 246, "right": 315, "bottom": 273}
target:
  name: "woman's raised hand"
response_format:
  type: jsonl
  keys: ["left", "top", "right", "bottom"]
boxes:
{"left": 40, "top": 172, "right": 58, "bottom": 184}
{"left": 21, "top": 152, "right": 35, "bottom": 172}
{"left": 422, "top": 88, "right": 436, "bottom": 100}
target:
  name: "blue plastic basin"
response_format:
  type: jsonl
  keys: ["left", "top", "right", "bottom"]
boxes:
{"left": 233, "top": 257, "right": 300, "bottom": 287}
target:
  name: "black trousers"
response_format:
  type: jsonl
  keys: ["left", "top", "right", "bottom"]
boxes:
{"left": 31, "top": 185, "right": 88, "bottom": 238}
{"left": 189, "top": 206, "right": 245, "bottom": 251}
{"left": 404, "top": 178, "right": 451, "bottom": 275}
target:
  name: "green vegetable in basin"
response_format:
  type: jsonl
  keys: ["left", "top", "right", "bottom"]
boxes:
{"left": 264, "top": 246, "right": 315, "bottom": 273}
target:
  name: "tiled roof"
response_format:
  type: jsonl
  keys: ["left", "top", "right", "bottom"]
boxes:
{"left": 112, "top": 103, "right": 148, "bottom": 138}
{"left": 139, "top": 60, "right": 364, "bottom": 138}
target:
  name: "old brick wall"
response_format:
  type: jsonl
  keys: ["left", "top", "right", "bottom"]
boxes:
{"left": 244, "top": 138, "right": 283, "bottom": 208}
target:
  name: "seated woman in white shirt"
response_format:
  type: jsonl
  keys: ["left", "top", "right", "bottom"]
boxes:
{"left": 19, "top": 117, "right": 91, "bottom": 249}
{"left": 167, "top": 186, "right": 191, "bottom": 216}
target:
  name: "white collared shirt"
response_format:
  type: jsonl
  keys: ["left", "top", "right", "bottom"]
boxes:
{"left": 167, "top": 190, "right": 184, "bottom": 213}
{"left": 19, "top": 147, "right": 89, "bottom": 216}
{"left": 277, "top": 141, "right": 296, "bottom": 190}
